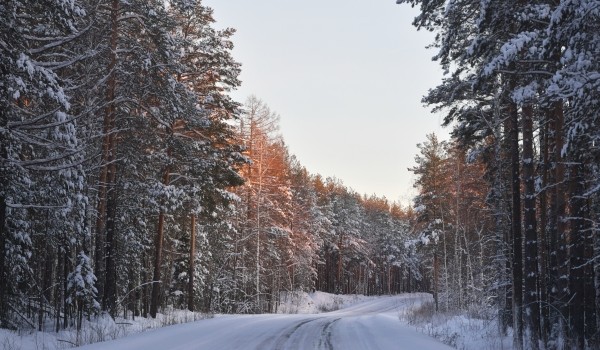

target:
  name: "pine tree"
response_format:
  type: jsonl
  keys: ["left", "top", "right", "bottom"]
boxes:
{"left": 398, "top": 0, "right": 600, "bottom": 347}
{"left": 0, "top": 0, "right": 96, "bottom": 329}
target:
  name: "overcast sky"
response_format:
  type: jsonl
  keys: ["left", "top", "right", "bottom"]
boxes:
{"left": 203, "top": 0, "right": 448, "bottom": 206}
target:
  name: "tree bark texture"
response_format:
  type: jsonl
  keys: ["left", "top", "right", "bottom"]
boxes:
{"left": 150, "top": 166, "right": 170, "bottom": 318}
{"left": 538, "top": 115, "right": 549, "bottom": 343}
{"left": 0, "top": 192, "right": 6, "bottom": 328}
{"left": 509, "top": 99, "right": 523, "bottom": 350}
{"left": 568, "top": 155, "right": 586, "bottom": 349}
{"left": 187, "top": 215, "right": 196, "bottom": 312}
{"left": 522, "top": 105, "right": 540, "bottom": 349}
{"left": 547, "top": 102, "right": 569, "bottom": 343}
{"left": 102, "top": 160, "right": 118, "bottom": 316}
{"left": 95, "top": 0, "right": 120, "bottom": 305}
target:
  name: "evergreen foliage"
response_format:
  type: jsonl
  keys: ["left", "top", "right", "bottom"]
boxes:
{"left": 398, "top": 0, "right": 600, "bottom": 348}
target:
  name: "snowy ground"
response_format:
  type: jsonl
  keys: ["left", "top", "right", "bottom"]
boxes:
{"left": 0, "top": 292, "right": 509, "bottom": 350}
{"left": 399, "top": 295, "right": 513, "bottom": 350}
{"left": 72, "top": 293, "right": 452, "bottom": 350}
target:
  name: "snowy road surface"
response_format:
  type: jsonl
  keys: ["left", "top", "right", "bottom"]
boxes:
{"left": 76, "top": 294, "right": 453, "bottom": 350}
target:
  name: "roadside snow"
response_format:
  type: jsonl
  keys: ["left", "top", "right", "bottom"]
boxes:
{"left": 0, "top": 309, "right": 209, "bottom": 350}
{"left": 401, "top": 295, "right": 514, "bottom": 350}
{"left": 277, "top": 291, "right": 372, "bottom": 314}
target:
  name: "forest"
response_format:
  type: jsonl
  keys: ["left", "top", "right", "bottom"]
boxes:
{"left": 1, "top": 0, "right": 599, "bottom": 350}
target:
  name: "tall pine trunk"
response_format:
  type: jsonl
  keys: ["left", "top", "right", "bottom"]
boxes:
{"left": 433, "top": 251, "right": 439, "bottom": 312}
{"left": 568, "top": 152, "right": 586, "bottom": 349}
{"left": 522, "top": 104, "right": 540, "bottom": 349}
{"left": 0, "top": 81, "right": 7, "bottom": 328}
{"left": 150, "top": 166, "right": 171, "bottom": 318}
{"left": 509, "top": 98, "right": 523, "bottom": 350}
{"left": 62, "top": 241, "right": 70, "bottom": 329}
{"left": 594, "top": 198, "right": 600, "bottom": 347}
{"left": 547, "top": 102, "right": 568, "bottom": 345}
{"left": 538, "top": 115, "right": 549, "bottom": 344}
{"left": 494, "top": 108, "right": 512, "bottom": 332}
{"left": 583, "top": 199, "right": 596, "bottom": 346}
{"left": 102, "top": 159, "right": 118, "bottom": 316}
{"left": 95, "top": 0, "right": 120, "bottom": 305}
{"left": 187, "top": 215, "right": 196, "bottom": 312}
{"left": 0, "top": 190, "right": 6, "bottom": 328}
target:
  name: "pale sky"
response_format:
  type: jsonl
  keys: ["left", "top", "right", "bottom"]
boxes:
{"left": 203, "top": 0, "right": 448, "bottom": 206}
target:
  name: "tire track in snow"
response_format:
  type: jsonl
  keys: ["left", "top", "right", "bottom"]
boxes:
{"left": 319, "top": 317, "right": 340, "bottom": 350}
{"left": 256, "top": 317, "right": 319, "bottom": 350}
{"left": 258, "top": 316, "right": 341, "bottom": 350}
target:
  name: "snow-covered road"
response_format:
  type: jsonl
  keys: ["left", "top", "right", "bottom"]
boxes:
{"left": 76, "top": 294, "right": 453, "bottom": 350}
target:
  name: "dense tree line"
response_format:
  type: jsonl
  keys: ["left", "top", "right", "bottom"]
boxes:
{"left": 399, "top": 0, "right": 599, "bottom": 349}
{"left": 191, "top": 96, "right": 423, "bottom": 314}
{"left": 1, "top": 0, "right": 242, "bottom": 330}
{"left": 409, "top": 134, "right": 492, "bottom": 314}
{"left": 0, "top": 0, "right": 421, "bottom": 333}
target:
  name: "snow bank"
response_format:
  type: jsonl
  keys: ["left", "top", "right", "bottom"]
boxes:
{"left": 400, "top": 295, "right": 513, "bottom": 350}
{"left": 277, "top": 291, "right": 373, "bottom": 314}
{"left": 0, "top": 309, "right": 210, "bottom": 350}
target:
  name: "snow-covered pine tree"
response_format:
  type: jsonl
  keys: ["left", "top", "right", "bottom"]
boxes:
{"left": 287, "top": 159, "right": 324, "bottom": 292}
{"left": 408, "top": 133, "right": 451, "bottom": 311}
{"left": 545, "top": 3, "right": 599, "bottom": 346}
{"left": 231, "top": 97, "right": 291, "bottom": 312}
{"left": 398, "top": 0, "right": 600, "bottom": 348}
{"left": 0, "top": 0, "right": 96, "bottom": 329}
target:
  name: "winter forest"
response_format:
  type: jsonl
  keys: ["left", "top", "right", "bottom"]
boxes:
{"left": 0, "top": 0, "right": 599, "bottom": 350}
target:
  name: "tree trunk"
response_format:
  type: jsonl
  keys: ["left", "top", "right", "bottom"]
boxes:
{"left": 0, "top": 190, "right": 6, "bottom": 327}
{"left": 522, "top": 104, "right": 540, "bottom": 349}
{"left": 441, "top": 217, "right": 449, "bottom": 311}
{"left": 0, "top": 102, "right": 7, "bottom": 328}
{"left": 141, "top": 251, "right": 149, "bottom": 317}
{"left": 187, "top": 215, "right": 196, "bottom": 312}
{"left": 102, "top": 160, "right": 118, "bottom": 316}
{"left": 55, "top": 252, "right": 62, "bottom": 332}
{"left": 337, "top": 236, "right": 343, "bottom": 294}
{"left": 538, "top": 115, "right": 549, "bottom": 344}
{"left": 509, "top": 99, "right": 523, "bottom": 350}
{"left": 495, "top": 110, "right": 512, "bottom": 333}
{"left": 63, "top": 242, "right": 70, "bottom": 329}
{"left": 568, "top": 155, "right": 586, "bottom": 349}
{"left": 433, "top": 251, "right": 439, "bottom": 312}
{"left": 41, "top": 229, "right": 53, "bottom": 328}
{"left": 232, "top": 227, "right": 239, "bottom": 313}
{"left": 95, "top": 0, "right": 120, "bottom": 305}
{"left": 547, "top": 102, "right": 568, "bottom": 345}
{"left": 594, "top": 200, "right": 600, "bottom": 347}
{"left": 150, "top": 166, "right": 170, "bottom": 318}
{"left": 583, "top": 199, "right": 596, "bottom": 346}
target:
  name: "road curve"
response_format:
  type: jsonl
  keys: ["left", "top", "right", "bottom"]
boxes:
{"left": 76, "top": 294, "right": 453, "bottom": 350}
